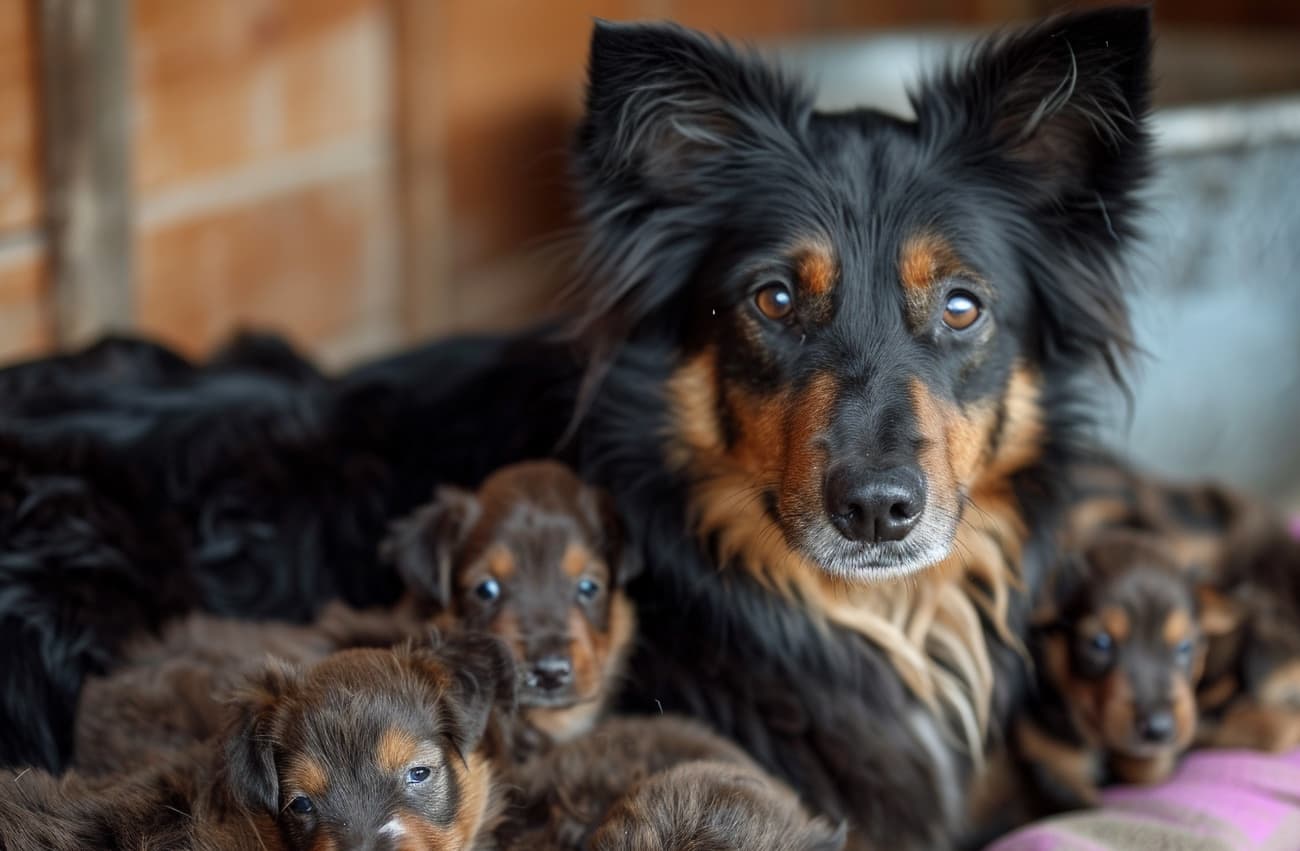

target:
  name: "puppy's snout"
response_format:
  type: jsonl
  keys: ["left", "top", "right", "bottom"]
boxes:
{"left": 1136, "top": 708, "right": 1176, "bottom": 744}
{"left": 825, "top": 463, "right": 926, "bottom": 543}
{"left": 527, "top": 655, "right": 574, "bottom": 692}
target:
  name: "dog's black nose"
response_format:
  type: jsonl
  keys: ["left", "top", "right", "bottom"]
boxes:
{"left": 529, "top": 655, "right": 573, "bottom": 691}
{"left": 1138, "top": 710, "right": 1175, "bottom": 744}
{"left": 825, "top": 464, "right": 926, "bottom": 543}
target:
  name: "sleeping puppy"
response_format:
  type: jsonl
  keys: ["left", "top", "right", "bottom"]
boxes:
{"left": 498, "top": 716, "right": 845, "bottom": 851}
{"left": 1017, "top": 530, "right": 1238, "bottom": 811}
{"left": 1, "top": 634, "right": 514, "bottom": 850}
{"left": 383, "top": 460, "right": 639, "bottom": 750}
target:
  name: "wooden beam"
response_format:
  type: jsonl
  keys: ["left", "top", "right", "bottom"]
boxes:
{"left": 392, "top": 0, "right": 454, "bottom": 341}
{"left": 38, "top": 0, "right": 134, "bottom": 345}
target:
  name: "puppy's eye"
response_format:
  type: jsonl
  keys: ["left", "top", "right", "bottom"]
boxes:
{"left": 1089, "top": 632, "right": 1113, "bottom": 654}
{"left": 288, "top": 796, "right": 315, "bottom": 815}
{"left": 577, "top": 578, "right": 601, "bottom": 600}
{"left": 754, "top": 282, "right": 794, "bottom": 321}
{"left": 1175, "top": 639, "right": 1194, "bottom": 660}
{"left": 407, "top": 766, "right": 432, "bottom": 784}
{"left": 942, "top": 290, "right": 981, "bottom": 330}
{"left": 474, "top": 578, "right": 501, "bottom": 602}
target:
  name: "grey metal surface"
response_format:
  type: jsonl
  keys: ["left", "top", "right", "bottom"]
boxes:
{"left": 779, "top": 31, "right": 1300, "bottom": 505}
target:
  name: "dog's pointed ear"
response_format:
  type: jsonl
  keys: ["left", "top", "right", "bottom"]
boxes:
{"left": 916, "top": 7, "right": 1151, "bottom": 208}
{"left": 410, "top": 632, "right": 516, "bottom": 757}
{"left": 380, "top": 487, "right": 480, "bottom": 609}
{"left": 224, "top": 659, "right": 299, "bottom": 815}
{"left": 577, "top": 20, "right": 811, "bottom": 197}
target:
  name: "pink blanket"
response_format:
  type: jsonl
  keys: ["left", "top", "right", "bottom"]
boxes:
{"left": 987, "top": 749, "right": 1300, "bottom": 851}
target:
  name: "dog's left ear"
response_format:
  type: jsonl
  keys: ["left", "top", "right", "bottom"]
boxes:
{"left": 380, "top": 487, "right": 481, "bottom": 609}
{"left": 915, "top": 6, "right": 1152, "bottom": 374}
{"left": 223, "top": 660, "right": 299, "bottom": 815}
{"left": 412, "top": 632, "right": 517, "bottom": 757}
{"left": 580, "top": 485, "right": 642, "bottom": 587}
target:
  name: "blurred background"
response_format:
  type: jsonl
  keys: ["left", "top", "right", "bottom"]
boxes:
{"left": 0, "top": 0, "right": 1298, "bottom": 501}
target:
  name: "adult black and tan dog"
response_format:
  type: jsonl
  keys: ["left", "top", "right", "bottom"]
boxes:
{"left": 0, "top": 7, "right": 1155, "bottom": 848}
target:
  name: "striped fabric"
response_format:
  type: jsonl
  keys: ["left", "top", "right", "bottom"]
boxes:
{"left": 987, "top": 749, "right": 1300, "bottom": 851}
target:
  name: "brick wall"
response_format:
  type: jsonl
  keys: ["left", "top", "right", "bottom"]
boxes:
{"left": 0, "top": 0, "right": 1294, "bottom": 367}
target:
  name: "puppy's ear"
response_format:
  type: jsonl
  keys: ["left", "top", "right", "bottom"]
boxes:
{"left": 580, "top": 485, "right": 641, "bottom": 588}
{"left": 381, "top": 487, "right": 480, "bottom": 609}
{"left": 1197, "top": 587, "right": 1243, "bottom": 638}
{"left": 224, "top": 660, "right": 298, "bottom": 815}
{"left": 411, "top": 632, "right": 516, "bottom": 757}
{"left": 915, "top": 7, "right": 1152, "bottom": 377}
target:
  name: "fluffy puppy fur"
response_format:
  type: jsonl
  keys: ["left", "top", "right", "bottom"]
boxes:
{"left": 1017, "top": 531, "right": 1235, "bottom": 811}
{"left": 0, "top": 635, "right": 514, "bottom": 851}
{"left": 497, "top": 716, "right": 845, "bottom": 851}
{"left": 383, "top": 460, "right": 638, "bottom": 751}
{"left": 73, "top": 602, "right": 420, "bottom": 775}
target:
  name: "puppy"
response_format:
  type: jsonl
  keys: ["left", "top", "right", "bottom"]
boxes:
{"left": 498, "top": 716, "right": 845, "bottom": 851}
{"left": 74, "top": 601, "right": 421, "bottom": 775}
{"left": 2, "top": 635, "right": 513, "bottom": 850}
{"left": 383, "top": 460, "right": 638, "bottom": 749}
{"left": 1017, "top": 531, "right": 1237, "bottom": 811}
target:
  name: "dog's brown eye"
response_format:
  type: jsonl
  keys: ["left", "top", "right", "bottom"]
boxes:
{"left": 754, "top": 282, "right": 794, "bottom": 321}
{"left": 942, "top": 290, "right": 981, "bottom": 330}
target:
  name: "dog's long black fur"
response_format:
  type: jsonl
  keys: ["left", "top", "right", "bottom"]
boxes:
{"left": 0, "top": 10, "right": 1155, "bottom": 848}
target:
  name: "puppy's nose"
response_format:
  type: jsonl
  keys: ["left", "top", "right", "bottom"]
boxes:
{"left": 1137, "top": 710, "right": 1176, "bottom": 744}
{"left": 528, "top": 655, "right": 573, "bottom": 691}
{"left": 825, "top": 464, "right": 926, "bottom": 543}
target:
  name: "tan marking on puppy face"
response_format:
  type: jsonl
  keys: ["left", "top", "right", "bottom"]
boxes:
{"left": 403, "top": 752, "right": 496, "bottom": 850}
{"left": 1099, "top": 607, "right": 1130, "bottom": 644}
{"left": 1163, "top": 610, "right": 1192, "bottom": 648}
{"left": 485, "top": 545, "right": 516, "bottom": 581}
{"left": 1171, "top": 674, "right": 1198, "bottom": 750}
{"left": 286, "top": 754, "right": 329, "bottom": 799}
{"left": 377, "top": 727, "right": 419, "bottom": 774}
{"left": 526, "top": 592, "right": 636, "bottom": 742}
{"left": 795, "top": 242, "right": 837, "bottom": 297}
{"left": 561, "top": 541, "right": 592, "bottom": 579}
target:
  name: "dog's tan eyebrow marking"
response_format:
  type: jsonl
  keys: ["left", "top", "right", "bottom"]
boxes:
{"left": 899, "top": 232, "right": 961, "bottom": 292}
{"left": 562, "top": 542, "right": 593, "bottom": 578}
{"left": 1099, "top": 606, "right": 1130, "bottom": 643}
{"left": 377, "top": 727, "right": 419, "bottom": 774}
{"left": 794, "top": 243, "right": 837, "bottom": 297}
{"left": 287, "top": 755, "right": 328, "bottom": 798}
{"left": 1163, "top": 609, "right": 1192, "bottom": 646}
{"left": 486, "top": 545, "right": 516, "bottom": 580}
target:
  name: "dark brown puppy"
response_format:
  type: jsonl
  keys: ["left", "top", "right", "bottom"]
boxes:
{"left": 1, "top": 635, "right": 514, "bottom": 851}
{"left": 498, "top": 716, "right": 845, "bottom": 851}
{"left": 383, "top": 460, "right": 638, "bottom": 748}
{"left": 1017, "top": 531, "right": 1236, "bottom": 811}
{"left": 1064, "top": 457, "right": 1300, "bottom": 753}
{"left": 75, "top": 601, "right": 421, "bottom": 775}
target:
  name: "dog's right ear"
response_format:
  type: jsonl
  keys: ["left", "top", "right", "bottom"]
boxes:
{"left": 224, "top": 659, "right": 298, "bottom": 815}
{"left": 381, "top": 487, "right": 481, "bottom": 609}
